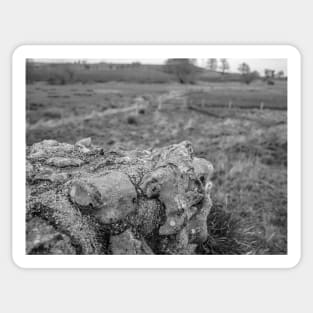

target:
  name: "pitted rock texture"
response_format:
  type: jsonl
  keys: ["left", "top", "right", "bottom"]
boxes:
{"left": 26, "top": 139, "right": 214, "bottom": 255}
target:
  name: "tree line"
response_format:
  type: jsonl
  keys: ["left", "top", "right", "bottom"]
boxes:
{"left": 165, "top": 58, "right": 285, "bottom": 85}
{"left": 26, "top": 58, "right": 285, "bottom": 85}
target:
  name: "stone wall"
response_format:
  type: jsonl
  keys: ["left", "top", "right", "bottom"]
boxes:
{"left": 26, "top": 138, "right": 214, "bottom": 255}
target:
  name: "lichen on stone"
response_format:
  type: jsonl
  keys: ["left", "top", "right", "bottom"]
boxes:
{"left": 69, "top": 171, "right": 137, "bottom": 224}
{"left": 26, "top": 138, "right": 214, "bottom": 254}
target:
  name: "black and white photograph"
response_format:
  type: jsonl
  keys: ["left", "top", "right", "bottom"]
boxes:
{"left": 23, "top": 53, "right": 290, "bottom": 256}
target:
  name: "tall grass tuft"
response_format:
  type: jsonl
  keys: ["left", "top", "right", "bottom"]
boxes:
{"left": 197, "top": 202, "right": 267, "bottom": 255}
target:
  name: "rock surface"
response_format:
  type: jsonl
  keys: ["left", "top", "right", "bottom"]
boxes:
{"left": 26, "top": 139, "right": 214, "bottom": 254}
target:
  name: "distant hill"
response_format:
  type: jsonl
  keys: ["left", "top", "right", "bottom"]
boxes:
{"left": 28, "top": 61, "right": 243, "bottom": 84}
{"left": 198, "top": 68, "right": 242, "bottom": 82}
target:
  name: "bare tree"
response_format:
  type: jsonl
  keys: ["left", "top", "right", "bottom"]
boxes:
{"left": 219, "top": 58, "right": 230, "bottom": 74}
{"left": 264, "top": 69, "right": 276, "bottom": 85}
{"left": 207, "top": 58, "right": 218, "bottom": 71}
{"left": 238, "top": 63, "right": 259, "bottom": 85}
{"left": 238, "top": 62, "right": 251, "bottom": 75}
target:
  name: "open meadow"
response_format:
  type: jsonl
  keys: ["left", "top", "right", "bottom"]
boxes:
{"left": 26, "top": 79, "right": 287, "bottom": 254}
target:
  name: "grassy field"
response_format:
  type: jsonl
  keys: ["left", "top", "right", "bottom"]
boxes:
{"left": 26, "top": 80, "right": 287, "bottom": 254}
{"left": 28, "top": 63, "right": 175, "bottom": 84}
{"left": 186, "top": 80, "right": 287, "bottom": 110}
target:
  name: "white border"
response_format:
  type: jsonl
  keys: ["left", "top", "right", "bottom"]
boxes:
{"left": 12, "top": 45, "right": 301, "bottom": 268}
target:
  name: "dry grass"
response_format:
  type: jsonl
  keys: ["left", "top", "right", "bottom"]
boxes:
{"left": 26, "top": 81, "right": 287, "bottom": 254}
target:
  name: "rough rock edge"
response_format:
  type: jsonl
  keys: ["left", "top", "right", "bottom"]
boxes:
{"left": 26, "top": 138, "right": 214, "bottom": 255}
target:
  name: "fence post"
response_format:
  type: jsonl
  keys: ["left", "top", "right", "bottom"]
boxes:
{"left": 260, "top": 102, "right": 264, "bottom": 110}
{"left": 158, "top": 96, "right": 163, "bottom": 111}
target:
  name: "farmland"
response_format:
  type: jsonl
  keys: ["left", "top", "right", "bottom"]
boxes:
{"left": 26, "top": 79, "right": 287, "bottom": 254}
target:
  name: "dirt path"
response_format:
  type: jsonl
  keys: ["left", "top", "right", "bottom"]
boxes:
{"left": 27, "top": 103, "right": 147, "bottom": 130}
{"left": 28, "top": 87, "right": 189, "bottom": 131}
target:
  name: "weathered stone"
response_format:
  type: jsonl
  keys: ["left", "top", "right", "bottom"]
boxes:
{"left": 75, "top": 137, "right": 92, "bottom": 153}
{"left": 33, "top": 168, "right": 70, "bottom": 183}
{"left": 140, "top": 156, "right": 211, "bottom": 238}
{"left": 26, "top": 139, "right": 214, "bottom": 255}
{"left": 26, "top": 217, "right": 76, "bottom": 254}
{"left": 187, "top": 196, "right": 212, "bottom": 244}
{"left": 69, "top": 181, "right": 100, "bottom": 207}
{"left": 29, "top": 140, "right": 74, "bottom": 159}
{"left": 31, "top": 191, "right": 103, "bottom": 254}
{"left": 76, "top": 137, "right": 92, "bottom": 148}
{"left": 46, "top": 157, "right": 84, "bottom": 168}
{"left": 192, "top": 157, "right": 214, "bottom": 185}
{"left": 141, "top": 166, "right": 188, "bottom": 235}
{"left": 26, "top": 160, "right": 34, "bottom": 180}
{"left": 129, "top": 197, "right": 163, "bottom": 237}
{"left": 69, "top": 171, "right": 137, "bottom": 224}
{"left": 110, "top": 229, "right": 153, "bottom": 254}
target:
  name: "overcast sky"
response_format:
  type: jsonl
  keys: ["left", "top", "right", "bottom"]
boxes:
{"left": 36, "top": 58, "right": 287, "bottom": 74}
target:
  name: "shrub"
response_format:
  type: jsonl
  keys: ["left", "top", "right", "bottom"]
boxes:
{"left": 164, "top": 59, "right": 197, "bottom": 84}
{"left": 47, "top": 69, "right": 74, "bottom": 85}
{"left": 196, "top": 203, "right": 265, "bottom": 255}
{"left": 126, "top": 114, "right": 138, "bottom": 125}
{"left": 242, "top": 71, "right": 259, "bottom": 85}
{"left": 43, "top": 109, "right": 62, "bottom": 120}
